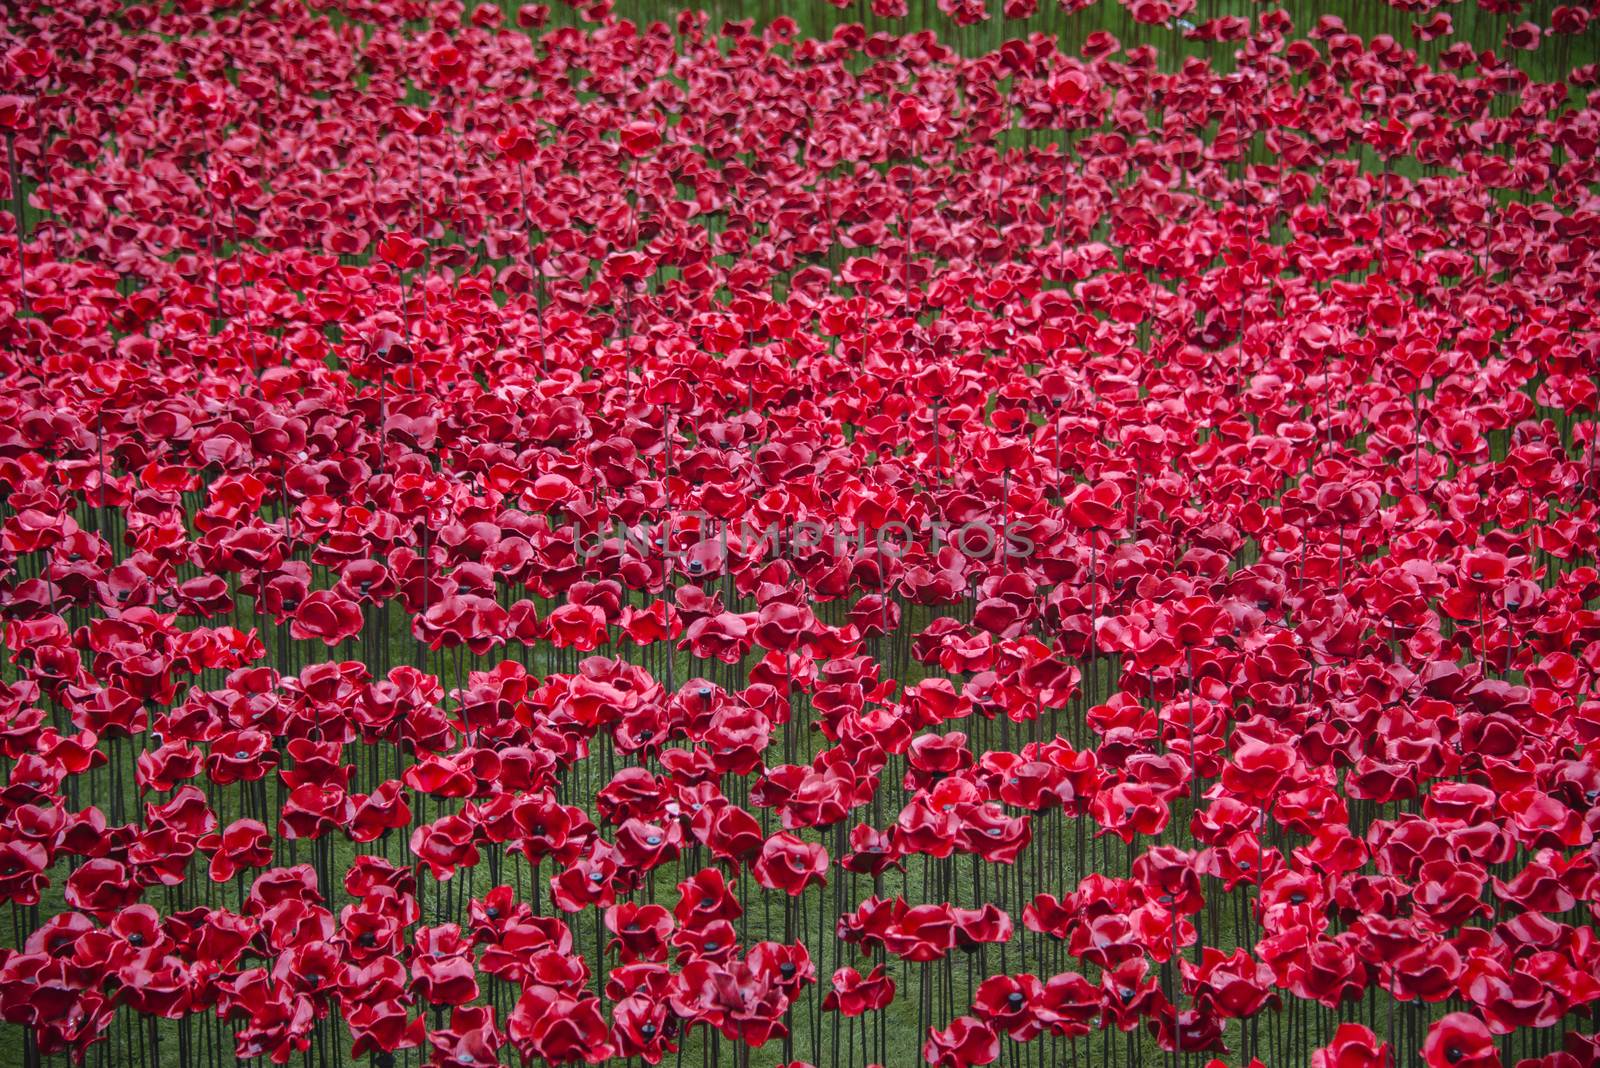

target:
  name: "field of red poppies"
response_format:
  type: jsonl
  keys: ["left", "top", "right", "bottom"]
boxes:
{"left": 1, "top": 0, "right": 1598, "bottom": 1065}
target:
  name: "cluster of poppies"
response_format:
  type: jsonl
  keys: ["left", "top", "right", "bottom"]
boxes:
{"left": 1, "top": 0, "right": 1599, "bottom": 1065}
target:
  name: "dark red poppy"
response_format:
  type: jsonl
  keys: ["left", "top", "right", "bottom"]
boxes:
{"left": 923, "top": 1016, "right": 999, "bottom": 1068}
{"left": 750, "top": 832, "right": 828, "bottom": 896}
{"left": 823, "top": 964, "right": 896, "bottom": 1017}
{"left": 509, "top": 985, "right": 614, "bottom": 1065}
{"left": 1420, "top": 1013, "right": 1499, "bottom": 1068}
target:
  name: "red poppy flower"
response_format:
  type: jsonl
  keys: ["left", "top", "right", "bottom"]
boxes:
{"left": 289, "top": 591, "right": 363, "bottom": 645}
{"left": 922, "top": 1016, "right": 999, "bottom": 1068}
{"left": 509, "top": 985, "right": 614, "bottom": 1065}
{"left": 1420, "top": 1013, "right": 1499, "bottom": 1068}
{"left": 429, "top": 1004, "right": 504, "bottom": 1068}
{"left": 201, "top": 819, "right": 273, "bottom": 882}
{"left": 1035, "top": 972, "right": 1101, "bottom": 1037}
{"left": 823, "top": 964, "right": 896, "bottom": 1017}
{"left": 606, "top": 902, "right": 674, "bottom": 963}
{"left": 409, "top": 814, "right": 480, "bottom": 880}
{"left": 750, "top": 832, "right": 828, "bottom": 896}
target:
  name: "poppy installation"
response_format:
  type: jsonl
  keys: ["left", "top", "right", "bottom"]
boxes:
{"left": 0, "top": 0, "right": 1598, "bottom": 1066}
